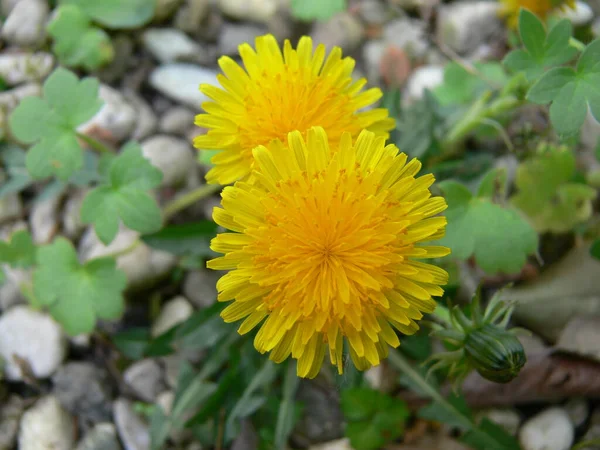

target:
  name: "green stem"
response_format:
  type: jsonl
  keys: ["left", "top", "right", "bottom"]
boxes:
{"left": 162, "top": 183, "right": 222, "bottom": 221}
{"left": 572, "top": 438, "right": 600, "bottom": 450}
{"left": 569, "top": 37, "right": 586, "bottom": 52}
{"left": 76, "top": 133, "right": 115, "bottom": 154}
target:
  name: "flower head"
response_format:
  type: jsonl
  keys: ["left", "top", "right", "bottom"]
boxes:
{"left": 207, "top": 127, "right": 449, "bottom": 378}
{"left": 500, "top": 0, "right": 575, "bottom": 28}
{"left": 194, "top": 34, "right": 395, "bottom": 185}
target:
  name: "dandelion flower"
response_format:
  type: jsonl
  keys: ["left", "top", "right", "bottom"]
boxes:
{"left": 207, "top": 127, "right": 450, "bottom": 378}
{"left": 500, "top": 0, "right": 575, "bottom": 28}
{"left": 194, "top": 34, "right": 395, "bottom": 185}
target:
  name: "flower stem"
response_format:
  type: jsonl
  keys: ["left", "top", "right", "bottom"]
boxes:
{"left": 162, "top": 183, "right": 222, "bottom": 221}
{"left": 76, "top": 133, "right": 115, "bottom": 154}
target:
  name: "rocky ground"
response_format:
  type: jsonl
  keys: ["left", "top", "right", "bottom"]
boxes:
{"left": 1, "top": 0, "right": 600, "bottom": 449}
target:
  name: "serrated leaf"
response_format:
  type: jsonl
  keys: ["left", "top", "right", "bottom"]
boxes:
{"left": 0, "top": 230, "right": 37, "bottom": 268}
{"left": 48, "top": 5, "right": 114, "bottom": 71}
{"left": 33, "top": 237, "right": 126, "bottom": 335}
{"left": 8, "top": 68, "right": 102, "bottom": 181}
{"left": 290, "top": 0, "right": 345, "bottom": 21}
{"left": 511, "top": 146, "right": 596, "bottom": 233}
{"left": 60, "top": 0, "right": 155, "bottom": 29}
{"left": 81, "top": 141, "right": 163, "bottom": 245}
{"left": 437, "top": 180, "right": 538, "bottom": 274}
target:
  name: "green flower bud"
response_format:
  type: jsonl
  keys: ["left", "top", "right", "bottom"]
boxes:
{"left": 464, "top": 324, "right": 526, "bottom": 383}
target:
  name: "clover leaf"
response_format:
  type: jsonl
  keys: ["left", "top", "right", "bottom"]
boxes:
{"left": 60, "top": 0, "right": 155, "bottom": 29}
{"left": 511, "top": 145, "right": 596, "bottom": 233}
{"left": 341, "top": 388, "right": 409, "bottom": 450}
{"left": 33, "top": 237, "right": 126, "bottom": 335}
{"left": 0, "top": 230, "right": 37, "bottom": 268}
{"left": 9, "top": 67, "right": 102, "bottom": 181}
{"left": 527, "top": 39, "right": 600, "bottom": 137}
{"left": 503, "top": 10, "right": 577, "bottom": 80}
{"left": 0, "top": 145, "right": 32, "bottom": 199}
{"left": 433, "top": 62, "right": 508, "bottom": 106}
{"left": 48, "top": 4, "right": 114, "bottom": 71}
{"left": 290, "top": 0, "right": 346, "bottom": 21}
{"left": 81, "top": 141, "right": 163, "bottom": 245}
{"left": 438, "top": 171, "right": 538, "bottom": 274}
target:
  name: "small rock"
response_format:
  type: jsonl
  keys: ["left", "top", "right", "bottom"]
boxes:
{"left": 383, "top": 17, "right": 429, "bottom": 59}
{"left": 156, "top": 391, "right": 174, "bottom": 414}
{"left": 79, "top": 227, "right": 177, "bottom": 291}
{"left": 309, "top": 438, "right": 353, "bottom": 450}
{"left": 123, "top": 359, "right": 166, "bottom": 402}
{"left": 113, "top": 398, "right": 150, "bottom": 450}
{"left": 476, "top": 408, "right": 521, "bottom": 436}
{"left": 53, "top": 362, "right": 114, "bottom": 425}
{"left": 0, "top": 189, "right": 22, "bottom": 224}
{"left": 62, "top": 189, "right": 88, "bottom": 240}
{"left": 403, "top": 65, "right": 444, "bottom": 106}
{"left": 154, "top": 0, "right": 182, "bottom": 20}
{"left": 97, "top": 34, "right": 135, "bottom": 85}
{"left": 231, "top": 420, "right": 259, "bottom": 450}
{"left": 183, "top": 269, "right": 219, "bottom": 309}
{"left": 141, "top": 135, "right": 195, "bottom": 187}
{"left": 151, "top": 296, "right": 194, "bottom": 337}
{"left": 0, "top": 266, "right": 28, "bottom": 310}
{"left": 556, "top": 1, "right": 594, "bottom": 25}
{"left": 159, "top": 106, "right": 195, "bottom": 136}
{"left": 294, "top": 381, "right": 343, "bottom": 445}
{"left": 125, "top": 91, "right": 158, "bottom": 142}
{"left": 356, "top": 0, "right": 391, "bottom": 25}
{"left": 218, "top": 23, "right": 267, "bottom": 56}
{"left": 311, "top": 12, "right": 364, "bottom": 53}
{"left": 142, "top": 28, "right": 206, "bottom": 64}
{"left": 1, "top": 0, "right": 48, "bottom": 47}
{"left": 175, "top": 0, "right": 211, "bottom": 33}
{"left": 362, "top": 40, "right": 386, "bottom": 83}
{"left": 218, "top": 0, "right": 277, "bottom": 23}
{"left": 557, "top": 316, "right": 600, "bottom": 362}
{"left": 0, "top": 0, "right": 19, "bottom": 15}
{"left": 519, "top": 408, "right": 574, "bottom": 450}
{"left": 437, "top": 1, "right": 503, "bottom": 55}
{"left": 29, "top": 194, "right": 62, "bottom": 244}
{"left": 0, "top": 52, "right": 54, "bottom": 86}
{"left": 78, "top": 84, "right": 137, "bottom": 143}
{"left": 564, "top": 398, "right": 589, "bottom": 428}
{"left": 19, "top": 396, "right": 75, "bottom": 450}
{"left": 0, "top": 395, "right": 24, "bottom": 449}
{"left": 581, "top": 111, "right": 600, "bottom": 153}
{"left": 149, "top": 64, "right": 218, "bottom": 110}
{"left": 76, "top": 423, "right": 122, "bottom": 450}
{"left": 0, "top": 306, "right": 67, "bottom": 380}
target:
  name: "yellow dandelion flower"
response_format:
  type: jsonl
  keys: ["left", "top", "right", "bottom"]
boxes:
{"left": 207, "top": 127, "right": 450, "bottom": 378}
{"left": 194, "top": 34, "right": 395, "bottom": 185}
{"left": 500, "top": 0, "right": 576, "bottom": 28}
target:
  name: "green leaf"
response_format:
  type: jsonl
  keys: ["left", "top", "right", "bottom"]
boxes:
{"left": 0, "top": 230, "right": 37, "bottom": 268}
{"left": 198, "top": 149, "right": 219, "bottom": 167}
{"left": 274, "top": 361, "right": 301, "bottom": 449}
{"left": 48, "top": 5, "right": 114, "bottom": 71}
{"left": 342, "top": 388, "right": 410, "bottom": 450}
{"left": 33, "top": 237, "right": 126, "bottom": 335}
{"left": 290, "top": 0, "right": 345, "bottom": 21}
{"left": 476, "top": 168, "right": 508, "bottom": 199}
{"left": 433, "top": 62, "right": 508, "bottom": 106}
{"left": 437, "top": 180, "right": 538, "bottom": 274}
{"left": 590, "top": 239, "right": 600, "bottom": 260}
{"left": 418, "top": 392, "right": 473, "bottom": 430}
{"left": 81, "top": 142, "right": 163, "bottom": 245}
{"left": 112, "top": 327, "right": 150, "bottom": 360}
{"left": 60, "top": 0, "right": 155, "bottom": 29}
{"left": 526, "top": 39, "right": 600, "bottom": 136}
{"left": 396, "top": 91, "right": 444, "bottom": 160}
{"left": 461, "top": 418, "right": 522, "bottom": 450}
{"left": 511, "top": 145, "right": 596, "bottom": 233}
{"left": 519, "top": 9, "right": 546, "bottom": 60}
{"left": 9, "top": 68, "right": 102, "bottom": 181}
{"left": 0, "top": 145, "right": 33, "bottom": 199}
{"left": 142, "top": 221, "right": 218, "bottom": 257}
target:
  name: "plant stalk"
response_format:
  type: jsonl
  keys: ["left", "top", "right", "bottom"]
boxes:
{"left": 162, "top": 184, "right": 222, "bottom": 221}
{"left": 76, "top": 133, "right": 115, "bottom": 154}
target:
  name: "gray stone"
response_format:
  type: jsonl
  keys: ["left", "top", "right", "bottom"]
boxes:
{"left": 0, "top": 396, "right": 24, "bottom": 449}
{"left": 0, "top": 0, "right": 18, "bottom": 15}
{"left": 556, "top": 1, "right": 594, "bottom": 25}
{"left": 0, "top": 52, "right": 53, "bottom": 86}
{"left": 142, "top": 28, "right": 205, "bottom": 64}
{"left": 383, "top": 17, "right": 429, "bottom": 59}
{"left": 175, "top": 0, "right": 211, "bottom": 33}
{"left": 123, "top": 359, "right": 166, "bottom": 402}
{"left": 519, "top": 408, "right": 574, "bottom": 450}
{"left": 309, "top": 439, "right": 353, "bottom": 450}
{"left": 183, "top": 269, "right": 219, "bottom": 309}
{"left": 149, "top": 64, "right": 218, "bottom": 110}
{"left": 76, "top": 423, "right": 122, "bottom": 450}
{"left": 311, "top": 12, "right": 364, "bottom": 53}
{"left": 0, "top": 191, "right": 22, "bottom": 224}
{"left": 564, "top": 398, "right": 589, "bottom": 428}
{"left": 1, "top": 0, "right": 48, "bottom": 47}
{"left": 293, "top": 381, "right": 343, "bottom": 445}
{"left": 125, "top": 91, "right": 158, "bottom": 142}
{"left": 218, "top": 23, "right": 267, "bottom": 56}
{"left": 53, "top": 362, "right": 114, "bottom": 425}
{"left": 581, "top": 111, "right": 600, "bottom": 153}
{"left": 437, "top": 1, "right": 503, "bottom": 55}
{"left": 0, "top": 306, "right": 67, "bottom": 380}
{"left": 557, "top": 316, "right": 600, "bottom": 362}
{"left": 151, "top": 296, "right": 194, "bottom": 337}
{"left": 476, "top": 408, "right": 521, "bottom": 436}
{"left": 62, "top": 189, "right": 88, "bottom": 240}
{"left": 403, "top": 65, "right": 444, "bottom": 106}
{"left": 158, "top": 106, "right": 195, "bottom": 136}
{"left": 356, "top": 0, "right": 391, "bottom": 25}
{"left": 29, "top": 194, "right": 62, "bottom": 244}
{"left": 141, "top": 135, "right": 195, "bottom": 187}
{"left": 113, "top": 398, "right": 150, "bottom": 450}
{"left": 218, "top": 0, "right": 278, "bottom": 23}
{"left": 0, "top": 266, "right": 28, "bottom": 310}
{"left": 19, "top": 396, "right": 75, "bottom": 450}
{"left": 78, "top": 85, "right": 137, "bottom": 143}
